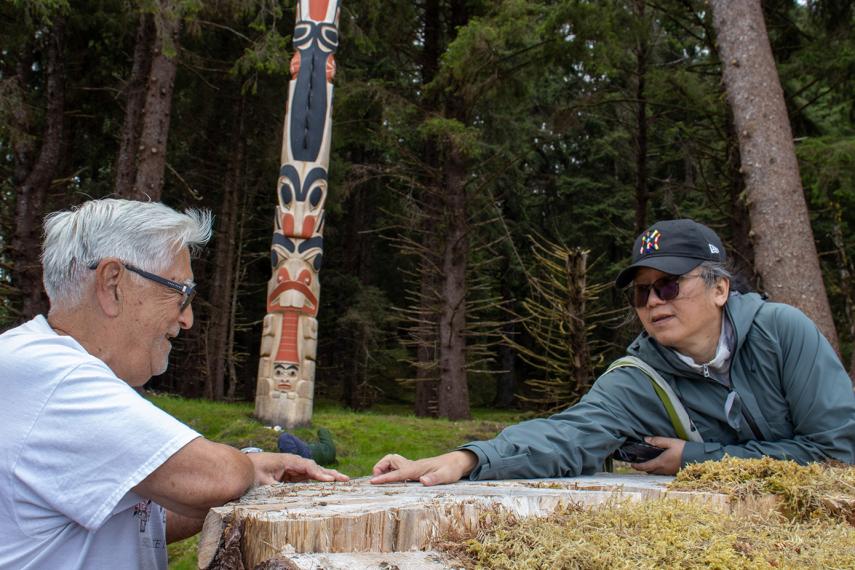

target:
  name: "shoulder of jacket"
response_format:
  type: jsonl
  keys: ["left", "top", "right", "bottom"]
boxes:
{"left": 751, "top": 298, "right": 812, "bottom": 329}
{"left": 596, "top": 361, "right": 665, "bottom": 395}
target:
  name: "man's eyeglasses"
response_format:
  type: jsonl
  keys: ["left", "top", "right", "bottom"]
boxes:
{"left": 626, "top": 273, "right": 701, "bottom": 308}
{"left": 89, "top": 261, "right": 196, "bottom": 312}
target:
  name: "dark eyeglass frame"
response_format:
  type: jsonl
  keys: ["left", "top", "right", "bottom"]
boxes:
{"left": 626, "top": 273, "right": 701, "bottom": 308}
{"left": 89, "top": 261, "right": 196, "bottom": 312}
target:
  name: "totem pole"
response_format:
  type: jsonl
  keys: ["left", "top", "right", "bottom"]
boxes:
{"left": 254, "top": 0, "right": 340, "bottom": 428}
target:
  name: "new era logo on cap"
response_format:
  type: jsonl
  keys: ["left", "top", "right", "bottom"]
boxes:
{"left": 709, "top": 244, "right": 720, "bottom": 255}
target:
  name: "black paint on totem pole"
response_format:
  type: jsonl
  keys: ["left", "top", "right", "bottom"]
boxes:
{"left": 289, "top": 21, "right": 339, "bottom": 162}
{"left": 278, "top": 165, "right": 328, "bottom": 205}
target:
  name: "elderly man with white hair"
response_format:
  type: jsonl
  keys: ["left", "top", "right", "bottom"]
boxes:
{"left": 0, "top": 199, "right": 348, "bottom": 570}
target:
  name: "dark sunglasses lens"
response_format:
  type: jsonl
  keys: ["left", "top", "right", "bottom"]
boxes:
{"left": 630, "top": 286, "right": 649, "bottom": 307}
{"left": 655, "top": 277, "right": 680, "bottom": 301}
{"left": 628, "top": 276, "right": 681, "bottom": 307}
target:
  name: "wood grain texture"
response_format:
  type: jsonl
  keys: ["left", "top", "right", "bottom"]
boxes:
{"left": 198, "top": 475, "right": 779, "bottom": 569}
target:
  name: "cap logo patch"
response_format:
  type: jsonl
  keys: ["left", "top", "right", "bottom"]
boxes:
{"left": 640, "top": 229, "right": 661, "bottom": 255}
{"left": 709, "top": 243, "right": 720, "bottom": 255}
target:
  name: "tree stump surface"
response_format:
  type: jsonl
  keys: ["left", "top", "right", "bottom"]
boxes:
{"left": 198, "top": 474, "right": 779, "bottom": 569}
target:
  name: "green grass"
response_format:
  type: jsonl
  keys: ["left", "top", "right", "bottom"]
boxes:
{"left": 149, "top": 394, "right": 533, "bottom": 569}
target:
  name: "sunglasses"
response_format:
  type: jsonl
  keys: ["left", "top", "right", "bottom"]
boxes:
{"left": 89, "top": 261, "right": 197, "bottom": 312}
{"left": 626, "top": 273, "right": 701, "bottom": 308}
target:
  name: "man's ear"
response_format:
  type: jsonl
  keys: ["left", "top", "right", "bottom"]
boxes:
{"left": 94, "top": 260, "right": 124, "bottom": 317}
{"left": 714, "top": 277, "right": 731, "bottom": 307}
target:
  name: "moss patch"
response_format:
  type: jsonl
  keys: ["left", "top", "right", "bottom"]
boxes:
{"left": 449, "top": 458, "right": 855, "bottom": 569}
{"left": 449, "top": 499, "right": 855, "bottom": 569}
{"left": 670, "top": 456, "right": 855, "bottom": 523}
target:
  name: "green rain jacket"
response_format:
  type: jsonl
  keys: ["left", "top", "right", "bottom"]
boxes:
{"left": 461, "top": 292, "right": 855, "bottom": 480}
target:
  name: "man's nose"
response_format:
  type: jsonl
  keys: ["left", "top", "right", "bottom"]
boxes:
{"left": 179, "top": 304, "right": 194, "bottom": 329}
{"left": 646, "top": 287, "right": 667, "bottom": 307}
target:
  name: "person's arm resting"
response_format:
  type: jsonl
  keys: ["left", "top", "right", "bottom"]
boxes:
{"left": 135, "top": 438, "right": 349, "bottom": 520}
{"left": 462, "top": 368, "right": 657, "bottom": 480}
{"left": 133, "top": 437, "right": 254, "bottom": 519}
{"left": 165, "top": 510, "right": 206, "bottom": 543}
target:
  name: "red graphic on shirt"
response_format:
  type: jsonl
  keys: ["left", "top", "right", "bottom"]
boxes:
{"left": 133, "top": 500, "right": 151, "bottom": 533}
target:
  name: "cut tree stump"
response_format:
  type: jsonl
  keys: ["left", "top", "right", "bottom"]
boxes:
{"left": 197, "top": 474, "right": 779, "bottom": 570}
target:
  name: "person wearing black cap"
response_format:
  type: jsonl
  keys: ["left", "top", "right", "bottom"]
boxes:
{"left": 369, "top": 219, "right": 855, "bottom": 486}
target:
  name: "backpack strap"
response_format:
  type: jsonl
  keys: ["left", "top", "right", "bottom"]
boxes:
{"left": 606, "top": 355, "right": 704, "bottom": 443}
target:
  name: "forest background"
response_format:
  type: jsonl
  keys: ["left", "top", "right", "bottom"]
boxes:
{"left": 2, "top": 0, "right": 854, "bottom": 420}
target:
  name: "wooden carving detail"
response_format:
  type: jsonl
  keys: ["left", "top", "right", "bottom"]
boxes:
{"left": 255, "top": 0, "right": 340, "bottom": 428}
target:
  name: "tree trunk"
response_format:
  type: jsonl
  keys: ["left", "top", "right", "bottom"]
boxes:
{"left": 709, "top": 0, "right": 839, "bottom": 352}
{"left": 565, "top": 249, "right": 592, "bottom": 397}
{"left": 436, "top": 147, "right": 470, "bottom": 420}
{"left": 131, "top": 3, "right": 180, "bottom": 201}
{"left": 115, "top": 12, "right": 156, "bottom": 197}
{"left": 430, "top": 0, "right": 472, "bottom": 421}
{"left": 633, "top": 0, "right": 648, "bottom": 235}
{"left": 10, "top": 19, "right": 65, "bottom": 319}
{"left": 203, "top": 96, "right": 245, "bottom": 400}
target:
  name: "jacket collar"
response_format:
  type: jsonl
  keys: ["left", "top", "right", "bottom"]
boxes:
{"left": 626, "top": 292, "right": 765, "bottom": 377}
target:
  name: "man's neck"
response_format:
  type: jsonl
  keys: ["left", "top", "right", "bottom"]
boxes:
{"left": 680, "top": 313, "right": 724, "bottom": 364}
{"left": 48, "top": 306, "right": 122, "bottom": 379}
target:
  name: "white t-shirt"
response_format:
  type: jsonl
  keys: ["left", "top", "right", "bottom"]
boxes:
{"left": 0, "top": 316, "right": 201, "bottom": 570}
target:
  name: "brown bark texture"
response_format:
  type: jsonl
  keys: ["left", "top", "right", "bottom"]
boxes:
{"left": 204, "top": 96, "right": 245, "bottom": 400}
{"left": 431, "top": 0, "right": 473, "bottom": 421}
{"left": 710, "top": 0, "right": 839, "bottom": 352}
{"left": 436, "top": 147, "right": 471, "bottom": 420}
{"left": 10, "top": 20, "right": 65, "bottom": 319}
{"left": 131, "top": 5, "right": 180, "bottom": 201}
{"left": 566, "top": 249, "right": 592, "bottom": 396}
{"left": 115, "top": 12, "right": 156, "bottom": 198}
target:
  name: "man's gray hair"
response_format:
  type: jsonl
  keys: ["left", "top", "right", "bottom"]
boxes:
{"left": 41, "top": 199, "right": 213, "bottom": 306}
{"left": 696, "top": 260, "right": 733, "bottom": 288}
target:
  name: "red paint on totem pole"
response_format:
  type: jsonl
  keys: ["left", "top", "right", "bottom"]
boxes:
{"left": 302, "top": 216, "right": 316, "bottom": 237}
{"left": 267, "top": 267, "right": 319, "bottom": 316}
{"left": 279, "top": 213, "right": 318, "bottom": 239}
{"left": 290, "top": 51, "right": 301, "bottom": 80}
{"left": 326, "top": 55, "right": 336, "bottom": 82}
{"left": 309, "top": 0, "right": 330, "bottom": 21}
{"left": 276, "top": 311, "right": 300, "bottom": 363}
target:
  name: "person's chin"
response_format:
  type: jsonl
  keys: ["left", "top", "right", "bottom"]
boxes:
{"left": 647, "top": 326, "right": 680, "bottom": 347}
{"left": 152, "top": 349, "right": 171, "bottom": 377}
{"left": 151, "top": 341, "right": 172, "bottom": 376}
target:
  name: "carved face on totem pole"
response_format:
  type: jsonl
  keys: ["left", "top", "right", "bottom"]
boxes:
{"left": 255, "top": 0, "right": 340, "bottom": 429}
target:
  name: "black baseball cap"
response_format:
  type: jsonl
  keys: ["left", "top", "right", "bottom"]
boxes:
{"left": 615, "top": 219, "right": 726, "bottom": 288}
